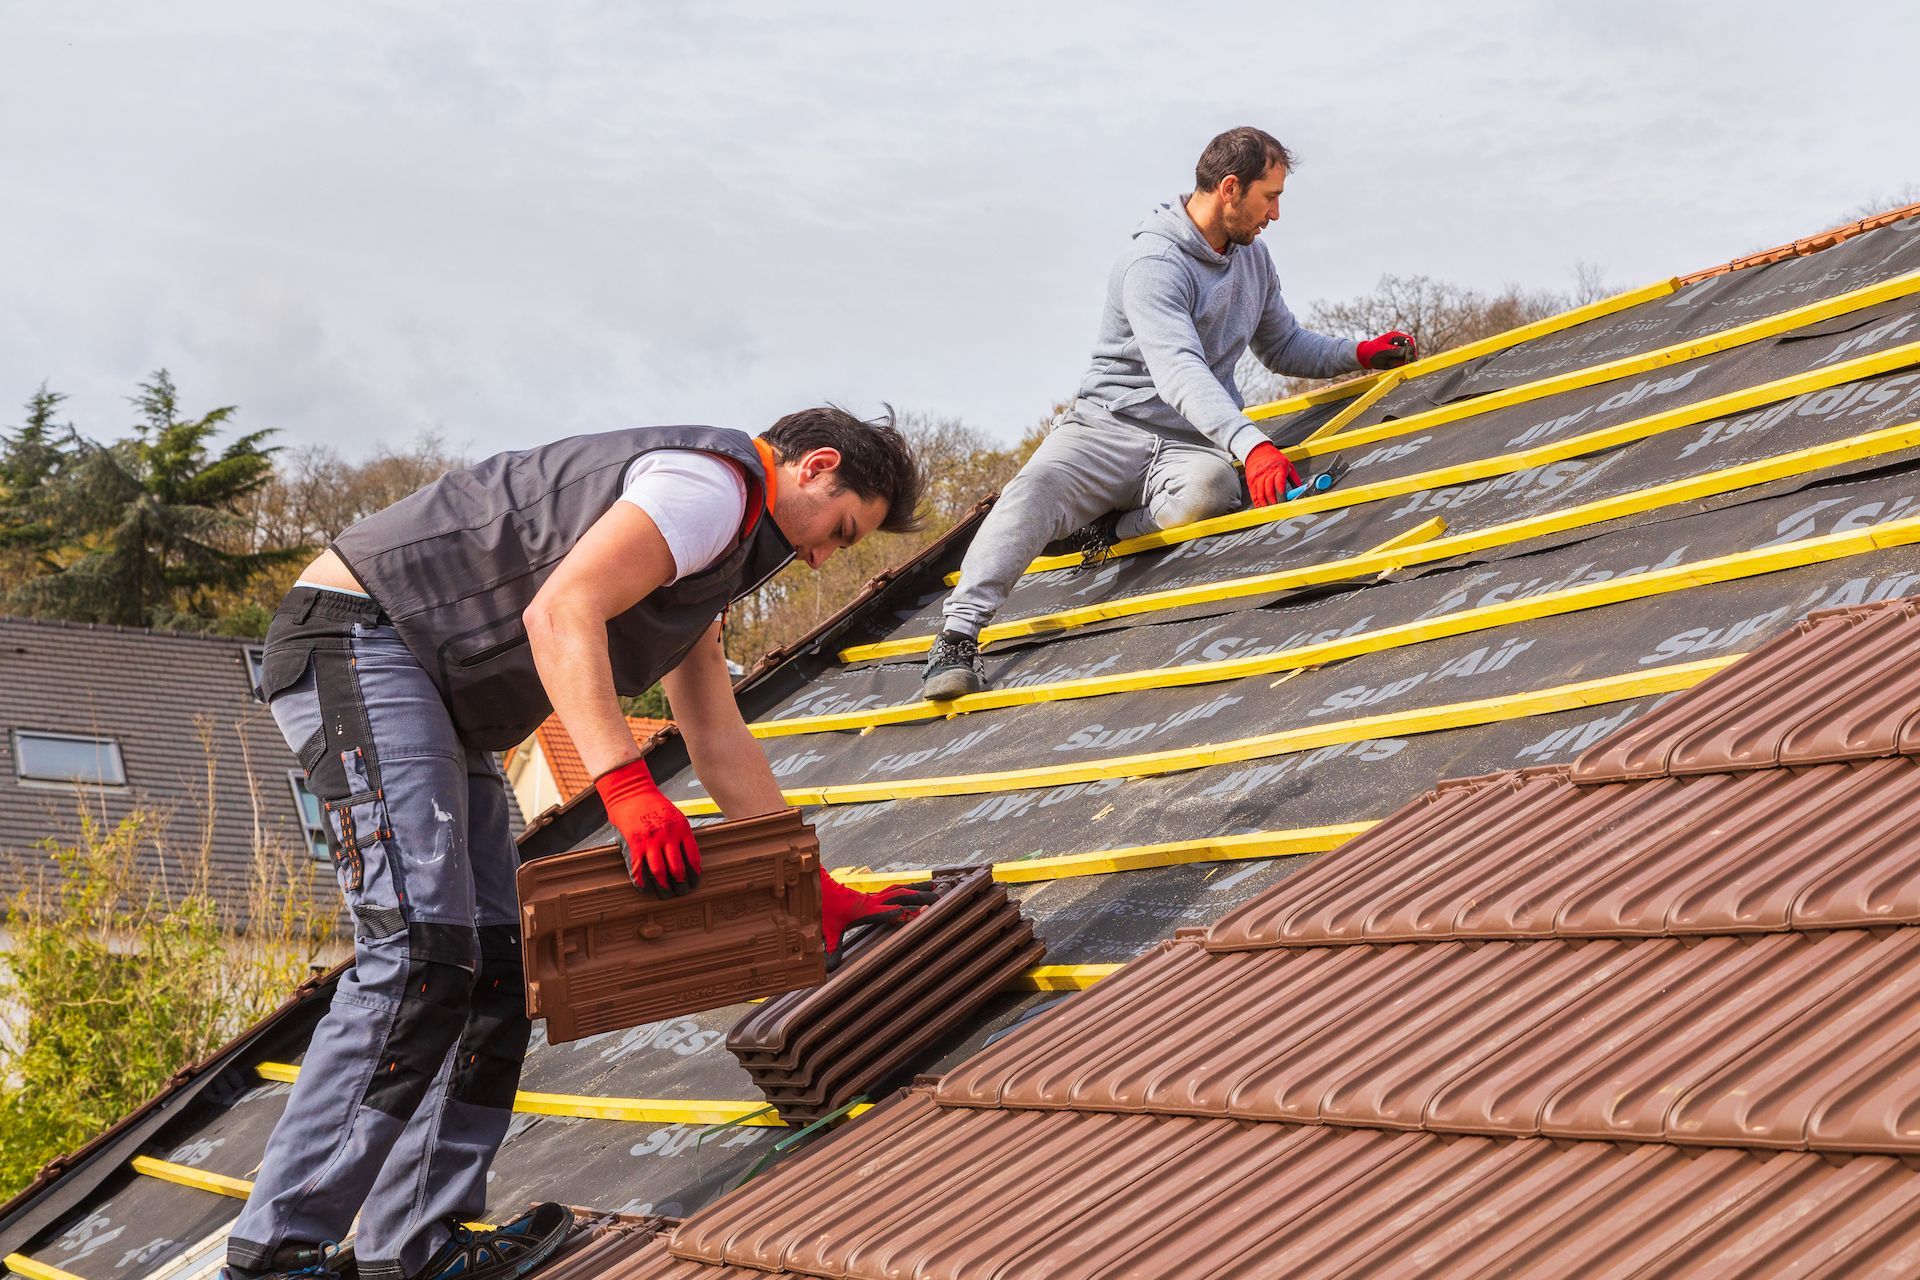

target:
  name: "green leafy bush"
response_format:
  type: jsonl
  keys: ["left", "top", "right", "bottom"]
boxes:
{"left": 0, "top": 804, "right": 331, "bottom": 1198}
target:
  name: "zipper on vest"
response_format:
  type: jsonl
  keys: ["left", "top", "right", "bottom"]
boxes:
{"left": 458, "top": 632, "right": 531, "bottom": 667}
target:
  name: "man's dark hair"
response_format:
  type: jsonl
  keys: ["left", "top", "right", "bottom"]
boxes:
{"left": 1194, "top": 126, "right": 1295, "bottom": 193}
{"left": 765, "top": 405, "right": 926, "bottom": 534}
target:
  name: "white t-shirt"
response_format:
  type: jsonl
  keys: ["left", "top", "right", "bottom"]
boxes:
{"left": 618, "top": 450, "right": 751, "bottom": 583}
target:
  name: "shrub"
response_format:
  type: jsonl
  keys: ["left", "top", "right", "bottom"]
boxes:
{"left": 0, "top": 800, "right": 332, "bottom": 1198}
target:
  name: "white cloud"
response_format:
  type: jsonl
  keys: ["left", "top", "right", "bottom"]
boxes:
{"left": 1, "top": 0, "right": 1911, "bottom": 455}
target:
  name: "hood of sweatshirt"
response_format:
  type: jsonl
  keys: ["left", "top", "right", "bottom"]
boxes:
{"left": 1134, "top": 196, "right": 1229, "bottom": 266}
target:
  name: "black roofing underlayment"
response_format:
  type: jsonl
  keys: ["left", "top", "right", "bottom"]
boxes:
{"left": 5, "top": 210, "right": 1920, "bottom": 1280}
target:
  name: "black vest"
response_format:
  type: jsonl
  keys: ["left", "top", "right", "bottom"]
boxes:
{"left": 332, "top": 425, "right": 793, "bottom": 750}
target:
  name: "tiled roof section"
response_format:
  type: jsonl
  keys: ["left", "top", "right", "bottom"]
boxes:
{"left": 1205, "top": 597, "right": 1920, "bottom": 950}
{"left": 537, "top": 714, "right": 673, "bottom": 798}
{"left": 1569, "top": 600, "right": 1920, "bottom": 782}
{"left": 655, "top": 590, "right": 1920, "bottom": 1278}
{"left": 1202, "top": 759, "right": 1920, "bottom": 947}
{"left": 673, "top": 1092, "right": 1920, "bottom": 1278}
{"left": 537, "top": 1223, "right": 785, "bottom": 1280}
{"left": 727, "top": 867, "right": 1043, "bottom": 1124}
{"left": 934, "top": 929, "right": 1920, "bottom": 1152}
{"left": 518, "top": 807, "right": 825, "bottom": 1042}
{"left": 1677, "top": 197, "right": 1920, "bottom": 283}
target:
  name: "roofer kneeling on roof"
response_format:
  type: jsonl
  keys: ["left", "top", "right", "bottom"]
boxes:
{"left": 226, "top": 410, "right": 932, "bottom": 1280}
{"left": 922, "top": 126, "right": 1416, "bottom": 701}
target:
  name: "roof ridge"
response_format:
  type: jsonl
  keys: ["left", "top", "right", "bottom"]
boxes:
{"left": 1678, "top": 198, "right": 1920, "bottom": 285}
{"left": 0, "top": 612, "right": 255, "bottom": 648}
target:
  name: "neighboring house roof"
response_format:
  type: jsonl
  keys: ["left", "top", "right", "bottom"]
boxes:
{"left": 0, "top": 616, "right": 335, "bottom": 924}
{"left": 664, "top": 599, "right": 1920, "bottom": 1275}
{"left": 504, "top": 715, "right": 673, "bottom": 830}
{"left": 8, "top": 201, "right": 1920, "bottom": 1280}
{"left": 537, "top": 715, "right": 672, "bottom": 798}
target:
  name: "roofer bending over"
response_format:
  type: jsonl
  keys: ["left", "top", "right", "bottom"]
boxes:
{"left": 227, "top": 410, "right": 930, "bottom": 1280}
{"left": 923, "top": 126, "right": 1416, "bottom": 700}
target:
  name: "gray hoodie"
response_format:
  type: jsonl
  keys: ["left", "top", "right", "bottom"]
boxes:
{"left": 1070, "top": 197, "right": 1360, "bottom": 460}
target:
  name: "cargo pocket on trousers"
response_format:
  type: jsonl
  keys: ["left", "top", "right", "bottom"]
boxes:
{"left": 256, "top": 644, "right": 315, "bottom": 706}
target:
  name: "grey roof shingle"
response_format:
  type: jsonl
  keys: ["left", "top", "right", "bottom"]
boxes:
{"left": 0, "top": 614, "right": 523, "bottom": 930}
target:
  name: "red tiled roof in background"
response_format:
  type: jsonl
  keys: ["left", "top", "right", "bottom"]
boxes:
{"left": 535, "top": 714, "right": 672, "bottom": 797}
{"left": 659, "top": 597, "right": 1920, "bottom": 1278}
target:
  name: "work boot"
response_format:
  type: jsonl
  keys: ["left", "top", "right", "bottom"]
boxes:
{"left": 221, "top": 1243, "right": 340, "bottom": 1280}
{"left": 409, "top": 1204, "right": 572, "bottom": 1280}
{"left": 1064, "top": 511, "right": 1122, "bottom": 570}
{"left": 922, "top": 631, "right": 985, "bottom": 701}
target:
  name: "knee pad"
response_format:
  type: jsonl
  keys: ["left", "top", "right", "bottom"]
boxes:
{"left": 448, "top": 924, "right": 533, "bottom": 1110}
{"left": 362, "top": 922, "right": 477, "bottom": 1119}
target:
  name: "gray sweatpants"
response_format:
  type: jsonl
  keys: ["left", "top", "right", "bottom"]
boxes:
{"left": 229, "top": 588, "right": 529, "bottom": 1280}
{"left": 942, "top": 417, "right": 1245, "bottom": 637}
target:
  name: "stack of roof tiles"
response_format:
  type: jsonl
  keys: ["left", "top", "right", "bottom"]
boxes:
{"left": 645, "top": 598, "right": 1920, "bottom": 1277}
{"left": 727, "top": 867, "right": 1044, "bottom": 1124}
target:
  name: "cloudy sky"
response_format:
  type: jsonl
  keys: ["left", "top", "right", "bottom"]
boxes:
{"left": 2, "top": 2, "right": 1913, "bottom": 458}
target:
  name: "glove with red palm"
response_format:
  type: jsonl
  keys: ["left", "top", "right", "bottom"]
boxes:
{"left": 1356, "top": 330, "right": 1418, "bottom": 371}
{"left": 819, "top": 870, "right": 936, "bottom": 967}
{"left": 1244, "top": 442, "right": 1304, "bottom": 508}
{"left": 596, "top": 758, "right": 701, "bottom": 898}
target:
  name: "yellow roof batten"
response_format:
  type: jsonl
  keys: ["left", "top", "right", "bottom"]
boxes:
{"left": 129, "top": 1156, "right": 252, "bottom": 1200}
{"left": 831, "top": 822, "right": 1375, "bottom": 893}
{"left": 1242, "top": 276, "right": 1679, "bottom": 421}
{"left": 680, "top": 656, "right": 1739, "bottom": 816}
{"left": 763, "top": 508, "right": 1920, "bottom": 741}
{"left": 250, "top": 1063, "right": 861, "bottom": 1128}
{"left": 5, "top": 1256, "right": 90, "bottom": 1280}
{"left": 857, "top": 410, "right": 1920, "bottom": 664}
{"left": 961, "top": 270, "right": 1920, "bottom": 584}
{"left": 1013, "top": 965, "right": 1123, "bottom": 991}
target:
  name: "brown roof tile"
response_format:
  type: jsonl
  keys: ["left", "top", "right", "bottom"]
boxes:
{"left": 518, "top": 808, "right": 826, "bottom": 1042}
{"left": 653, "top": 589, "right": 1920, "bottom": 1277}
{"left": 1205, "top": 757, "right": 1920, "bottom": 949}
{"left": 727, "top": 868, "right": 1043, "bottom": 1124}
{"left": 541, "top": 1224, "right": 785, "bottom": 1279}
{"left": 671, "top": 1090, "right": 1920, "bottom": 1278}
{"left": 932, "top": 929, "right": 1920, "bottom": 1152}
{"left": 1570, "top": 600, "right": 1920, "bottom": 782}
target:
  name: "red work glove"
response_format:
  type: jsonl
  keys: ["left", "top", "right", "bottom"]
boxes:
{"left": 1244, "top": 442, "right": 1304, "bottom": 508}
{"left": 595, "top": 758, "right": 701, "bottom": 898}
{"left": 818, "top": 870, "right": 936, "bottom": 966}
{"left": 1356, "top": 330, "right": 1417, "bottom": 371}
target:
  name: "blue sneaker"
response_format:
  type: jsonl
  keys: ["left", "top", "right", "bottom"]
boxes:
{"left": 410, "top": 1204, "right": 572, "bottom": 1280}
{"left": 221, "top": 1242, "right": 340, "bottom": 1280}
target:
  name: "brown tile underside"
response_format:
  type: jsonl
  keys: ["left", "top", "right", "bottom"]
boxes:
{"left": 518, "top": 808, "right": 826, "bottom": 1042}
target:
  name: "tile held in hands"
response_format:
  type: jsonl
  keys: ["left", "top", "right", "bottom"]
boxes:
{"left": 518, "top": 807, "right": 826, "bottom": 1043}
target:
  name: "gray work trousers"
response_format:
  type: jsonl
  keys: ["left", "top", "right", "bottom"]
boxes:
{"left": 941, "top": 417, "right": 1246, "bottom": 637}
{"left": 229, "top": 588, "right": 529, "bottom": 1280}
